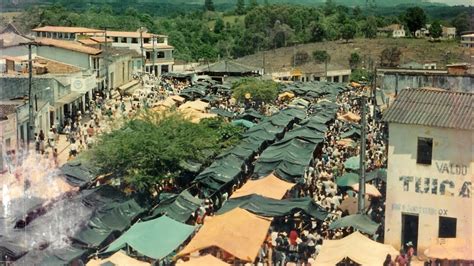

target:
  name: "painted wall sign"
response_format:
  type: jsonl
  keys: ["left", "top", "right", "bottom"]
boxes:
{"left": 435, "top": 162, "right": 468, "bottom": 176}
{"left": 391, "top": 203, "right": 447, "bottom": 216}
{"left": 399, "top": 176, "right": 471, "bottom": 198}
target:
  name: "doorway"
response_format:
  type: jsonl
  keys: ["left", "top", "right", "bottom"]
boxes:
{"left": 401, "top": 213, "right": 419, "bottom": 253}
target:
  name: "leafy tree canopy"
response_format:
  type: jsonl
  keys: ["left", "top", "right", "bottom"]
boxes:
{"left": 404, "top": 7, "right": 427, "bottom": 36}
{"left": 232, "top": 78, "right": 279, "bottom": 103}
{"left": 88, "top": 111, "right": 242, "bottom": 191}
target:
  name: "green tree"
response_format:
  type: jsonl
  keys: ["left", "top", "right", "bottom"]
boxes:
{"left": 352, "top": 6, "right": 362, "bottom": 19}
{"left": 341, "top": 22, "right": 357, "bottom": 42}
{"left": 313, "top": 50, "right": 331, "bottom": 78}
{"left": 404, "top": 7, "right": 427, "bottom": 37}
{"left": 349, "top": 52, "right": 361, "bottom": 70}
{"left": 89, "top": 112, "right": 241, "bottom": 191}
{"left": 323, "top": 0, "right": 336, "bottom": 16}
{"left": 232, "top": 78, "right": 279, "bottom": 104}
{"left": 214, "top": 17, "right": 225, "bottom": 34}
{"left": 430, "top": 20, "right": 442, "bottom": 39}
{"left": 380, "top": 47, "right": 402, "bottom": 67}
{"left": 292, "top": 51, "right": 310, "bottom": 66}
{"left": 235, "top": 0, "right": 246, "bottom": 15}
{"left": 451, "top": 13, "right": 469, "bottom": 37}
{"left": 350, "top": 68, "right": 373, "bottom": 82}
{"left": 204, "top": 0, "right": 215, "bottom": 11}
{"left": 363, "top": 16, "right": 378, "bottom": 39}
{"left": 308, "top": 21, "right": 325, "bottom": 42}
{"left": 248, "top": 0, "right": 258, "bottom": 10}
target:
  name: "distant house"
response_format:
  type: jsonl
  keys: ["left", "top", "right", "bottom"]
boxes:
{"left": 446, "top": 63, "right": 470, "bottom": 75}
{"left": 415, "top": 25, "right": 430, "bottom": 38}
{"left": 377, "top": 24, "right": 406, "bottom": 38}
{"left": 399, "top": 61, "right": 437, "bottom": 70}
{"left": 442, "top": 26, "right": 456, "bottom": 39}
{"left": 460, "top": 33, "right": 474, "bottom": 48}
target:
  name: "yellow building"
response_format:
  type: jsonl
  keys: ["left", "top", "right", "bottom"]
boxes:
{"left": 382, "top": 89, "right": 473, "bottom": 255}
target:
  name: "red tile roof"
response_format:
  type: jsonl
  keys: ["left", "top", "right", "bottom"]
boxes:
{"left": 36, "top": 38, "right": 102, "bottom": 55}
{"left": 32, "top": 26, "right": 103, "bottom": 33}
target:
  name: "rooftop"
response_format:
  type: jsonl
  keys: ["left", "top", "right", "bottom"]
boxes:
{"left": 32, "top": 26, "right": 103, "bottom": 34}
{"left": 36, "top": 38, "right": 102, "bottom": 55}
{"left": 0, "top": 32, "right": 32, "bottom": 47}
{"left": 0, "top": 104, "right": 18, "bottom": 119}
{"left": 461, "top": 33, "right": 474, "bottom": 37}
{"left": 143, "top": 43, "right": 174, "bottom": 50}
{"left": 196, "top": 60, "right": 261, "bottom": 74}
{"left": 382, "top": 88, "right": 473, "bottom": 130}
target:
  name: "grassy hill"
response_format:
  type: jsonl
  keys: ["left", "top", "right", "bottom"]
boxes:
{"left": 235, "top": 38, "right": 469, "bottom": 74}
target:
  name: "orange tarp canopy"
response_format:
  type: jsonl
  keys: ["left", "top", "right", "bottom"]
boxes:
{"left": 230, "top": 173, "right": 295, "bottom": 199}
{"left": 177, "top": 255, "right": 229, "bottom": 266}
{"left": 180, "top": 108, "right": 217, "bottom": 123}
{"left": 178, "top": 100, "right": 209, "bottom": 112}
{"left": 338, "top": 112, "right": 361, "bottom": 123}
{"left": 87, "top": 251, "right": 149, "bottom": 266}
{"left": 170, "top": 95, "right": 185, "bottom": 103}
{"left": 177, "top": 208, "right": 272, "bottom": 262}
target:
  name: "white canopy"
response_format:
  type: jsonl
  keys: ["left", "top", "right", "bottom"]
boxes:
{"left": 315, "top": 231, "right": 399, "bottom": 265}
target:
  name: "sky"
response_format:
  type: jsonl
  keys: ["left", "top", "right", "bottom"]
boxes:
{"left": 432, "top": 0, "right": 473, "bottom": 5}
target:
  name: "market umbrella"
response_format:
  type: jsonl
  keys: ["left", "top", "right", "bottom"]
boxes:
{"left": 231, "top": 119, "right": 255, "bottom": 128}
{"left": 278, "top": 91, "right": 295, "bottom": 101}
{"left": 329, "top": 214, "right": 380, "bottom": 235}
{"left": 336, "top": 172, "right": 359, "bottom": 187}
{"left": 351, "top": 183, "right": 382, "bottom": 197}
{"left": 338, "top": 196, "right": 370, "bottom": 215}
{"left": 336, "top": 138, "right": 356, "bottom": 148}
{"left": 344, "top": 156, "right": 360, "bottom": 170}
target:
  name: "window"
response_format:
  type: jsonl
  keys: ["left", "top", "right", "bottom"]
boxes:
{"left": 122, "top": 37, "right": 127, "bottom": 43}
{"left": 416, "top": 137, "right": 432, "bottom": 165}
{"left": 146, "top": 52, "right": 151, "bottom": 60}
{"left": 113, "top": 37, "right": 118, "bottom": 43}
{"left": 439, "top": 216, "right": 456, "bottom": 238}
{"left": 157, "top": 51, "right": 165, "bottom": 58}
{"left": 144, "top": 38, "right": 150, "bottom": 43}
{"left": 131, "top": 38, "right": 138, "bottom": 43}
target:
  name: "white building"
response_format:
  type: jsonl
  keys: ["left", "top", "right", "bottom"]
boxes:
{"left": 105, "top": 30, "right": 174, "bottom": 76}
{"left": 378, "top": 24, "right": 406, "bottom": 38}
{"left": 382, "top": 88, "right": 473, "bottom": 256}
{"left": 442, "top": 26, "right": 456, "bottom": 39}
{"left": 461, "top": 33, "right": 474, "bottom": 48}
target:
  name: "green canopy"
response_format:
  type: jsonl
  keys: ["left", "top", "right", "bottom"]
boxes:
{"left": 344, "top": 156, "right": 360, "bottom": 170}
{"left": 280, "top": 107, "right": 307, "bottom": 120}
{"left": 179, "top": 160, "right": 202, "bottom": 173}
{"left": 105, "top": 215, "right": 195, "bottom": 259}
{"left": 145, "top": 190, "right": 203, "bottom": 223}
{"left": 237, "top": 108, "right": 263, "bottom": 122}
{"left": 365, "top": 168, "right": 387, "bottom": 182}
{"left": 60, "top": 157, "right": 99, "bottom": 187}
{"left": 336, "top": 172, "right": 359, "bottom": 187}
{"left": 210, "top": 108, "right": 235, "bottom": 118}
{"left": 340, "top": 128, "right": 361, "bottom": 139}
{"left": 231, "top": 119, "right": 255, "bottom": 128}
{"left": 329, "top": 214, "right": 380, "bottom": 235}
{"left": 217, "top": 145, "right": 255, "bottom": 160}
{"left": 280, "top": 127, "right": 325, "bottom": 144}
{"left": 218, "top": 194, "right": 328, "bottom": 221}
{"left": 73, "top": 199, "right": 145, "bottom": 248}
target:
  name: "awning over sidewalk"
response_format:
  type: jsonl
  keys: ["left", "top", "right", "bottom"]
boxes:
{"left": 118, "top": 80, "right": 139, "bottom": 92}
{"left": 55, "top": 92, "right": 83, "bottom": 106}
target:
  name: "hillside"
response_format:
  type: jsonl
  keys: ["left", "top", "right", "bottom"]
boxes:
{"left": 235, "top": 38, "right": 470, "bottom": 74}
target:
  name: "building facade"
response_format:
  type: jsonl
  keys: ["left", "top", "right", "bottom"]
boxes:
{"left": 382, "top": 89, "right": 473, "bottom": 255}
{"left": 461, "top": 33, "right": 474, "bottom": 48}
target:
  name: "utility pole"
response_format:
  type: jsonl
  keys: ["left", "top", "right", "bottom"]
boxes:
{"left": 103, "top": 27, "right": 111, "bottom": 99}
{"left": 28, "top": 43, "right": 35, "bottom": 145}
{"left": 139, "top": 28, "right": 145, "bottom": 73}
{"left": 262, "top": 50, "right": 266, "bottom": 75}
{"left": 358, "top": 96, "right": 367, "bottom": 213}
{"left": 152, "top": 35, "right": 156, "bottom": 77}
